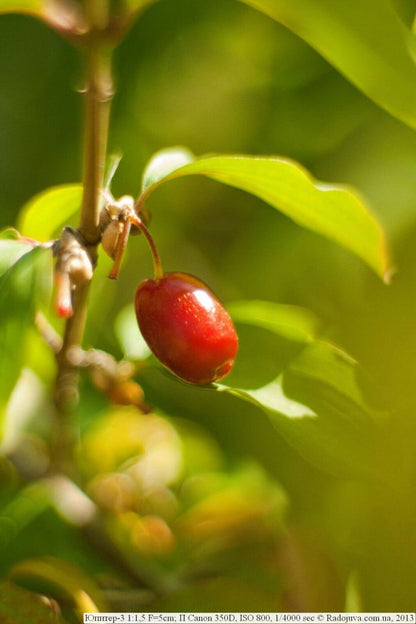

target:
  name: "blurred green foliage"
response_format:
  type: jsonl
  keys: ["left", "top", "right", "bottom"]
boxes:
{"left": 1, "top": 0, "right": 416, "bottom": 619}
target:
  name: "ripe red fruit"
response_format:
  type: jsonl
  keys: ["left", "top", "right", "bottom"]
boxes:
{"left": 135, "top": 272, "right": 238, "bottom": 384}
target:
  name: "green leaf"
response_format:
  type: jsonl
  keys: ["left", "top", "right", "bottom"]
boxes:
{"left": 0, "top": 580, "right": 67, "bottom": 623}
{"left": 0, "top": 247, "right": 52, "bottom": 436}
{"left": 0, "top": 0, "right": 42, "bottom": 14}
{"left": 229, "top": 300, "right": 319, "bottom": 343}
{"left": 0, "top": 228, "right": 22, "bottom": 241}
{"left": 103, "top": 152, "right": 122, "bottom": 191}
{"left": 222, "top": 337, "right": 388, "bottom": 481}
{"left": 345, "top": 572, "right": 363, "bottom": 612}
{"left": 0, "top": 240, "right": 34, "bottom": 276}
{"left": 18, "top": 184, "right": 82, "bottom": 242}
{"left": 9, "top": 557, "right": 107, "bottom": 615}
{"left": 140, "top": 151, "right": 389, "bottom": 279}
{"left": 0, "top": 482, "right": 51, "bottom": 549}
{"left": 122, "top": 0, "right": 159, "bottom": 16}
{"left": 115, "top": 303, "right": 151, "bottom": 360}
{"left": 138, "top": 299, "right": 389, "bottom": 480}
{"left": 141, "top": 146, "right": 195, "bottom": 192}
{"left": 237, "top": 0, "right": 416, "bottom": 131}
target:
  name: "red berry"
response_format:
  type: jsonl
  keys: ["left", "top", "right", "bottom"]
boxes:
{"left": 135, "top": 272, "right": 238, "bottom": 384}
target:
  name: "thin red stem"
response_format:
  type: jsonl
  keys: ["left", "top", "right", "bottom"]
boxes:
{"left": 129, "top": 215, "right": 163, "bottom": 279}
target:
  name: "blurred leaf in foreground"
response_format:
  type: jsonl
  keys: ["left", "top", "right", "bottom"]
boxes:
{"left": 0, "top": 0, "right": 43, "bottom": 15}
{"left": 9, "top": 556, "right": 107, "bottom": 617}
{"left": 0, "top": 579, "right": 66, "bottom": 623}
{"left": 0, "top": 247, "right": 52, "bottom": 437}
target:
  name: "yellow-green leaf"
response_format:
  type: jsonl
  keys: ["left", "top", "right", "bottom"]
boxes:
{"left": 0, "top": 0, "right": 42, "bottom": 14}
{"left": 0, "top": 247, "right": 52, "bottom": 435}
{"left": 140, "top": 151, "right": 389, "bottom": 279}
{"left": 18, "top": 184, "right": 82, "bottom": 242}
{"left": 223, "top": 339, "right": 389, "bottom": 481}
{"left": 9, "top": 557, "right": 108, "bottom": 616}
{"left": 238, "top": 0, "right": 416, "bottom": 130}
{"left": 229, "top": 300, "right": 319, "bottom": 343}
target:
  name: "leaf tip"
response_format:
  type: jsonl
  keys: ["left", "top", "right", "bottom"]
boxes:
{"left": 140, "top": 145, "right": 196, "bottom": 194}
{"left": 379, "top": 237, "right": 395, "bottom": 285}
{"left": 382, "top": 264, "right": 397, "bottom": 285}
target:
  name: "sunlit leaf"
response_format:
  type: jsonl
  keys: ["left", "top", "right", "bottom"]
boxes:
{"left": 0, "top": 0, "right": 85, "bottom": 39}
{"left": 103, "top": 152, "right": 122, "bottom": 191}
{"left": 0, "top": 239, "right": 34, "bottom": 276}
{"left": 139, "top": 151, "right": 389, "bottom": 279}
{"left": 237, "top": 0, "right": 416, "bottom": 131}
{"left": 229, "top": 300, "right": 319, "bottom": 343}
{"left": 0, "top": 247, "right": 52, "bottom": 435}
{"left": 0, "top": 0, "right": 42, "bottom": 14}
{"left": 115, "top": 303, "right": 151, "bottom": 360}
{"left": 18, "top": 184, "right": 82, "bottom": 242}
{"left": 137, "top": 299, "right": 389, "bottom": 480}
{"left": 1, "top": 369, "right": 49, "bottom": 455}
{"left": 223, "top": 339, "right": 389, "bottom": 480}
{"left": 0, "top": 580, "right": 66, "bottom": 623}
{"left": 0, "top": 227, "right": 21, "bottom": 240}
{"left": 345, "top": 571, "right": 363, "bottom": 612}
{"left": 141, "top": 146, "right": 195, "bottom": 192}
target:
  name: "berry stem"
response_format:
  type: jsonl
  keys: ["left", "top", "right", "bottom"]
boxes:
{"left": 130, "top": 214, "right": 164, "bottom": 280}
{"left": 108, "top": 218, "right": 132, "bottom": 280}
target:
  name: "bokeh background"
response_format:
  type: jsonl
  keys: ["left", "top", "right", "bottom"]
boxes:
{"left": 1, "top": 0, "right": 416, "bottom": 618}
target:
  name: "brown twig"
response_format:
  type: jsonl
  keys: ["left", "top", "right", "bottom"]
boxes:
{"left": 52, "top": 0, "right": 114, "bottom": 475}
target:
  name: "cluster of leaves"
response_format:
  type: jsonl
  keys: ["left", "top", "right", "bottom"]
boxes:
{"left": 1, "top": 0, "right": 416, "bottom": 619}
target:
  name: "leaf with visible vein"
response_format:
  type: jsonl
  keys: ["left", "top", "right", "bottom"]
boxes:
{"left": 140, "top": 149, "right": 389, "bottom": 279}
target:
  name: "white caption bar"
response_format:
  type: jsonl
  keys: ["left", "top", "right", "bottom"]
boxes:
{"left": 83, "top": 613, "right": 416, "bottom": 624}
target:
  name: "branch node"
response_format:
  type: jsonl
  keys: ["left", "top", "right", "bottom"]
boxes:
{"left": 53, "top": 227, "right": 95, "bottom": 318}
